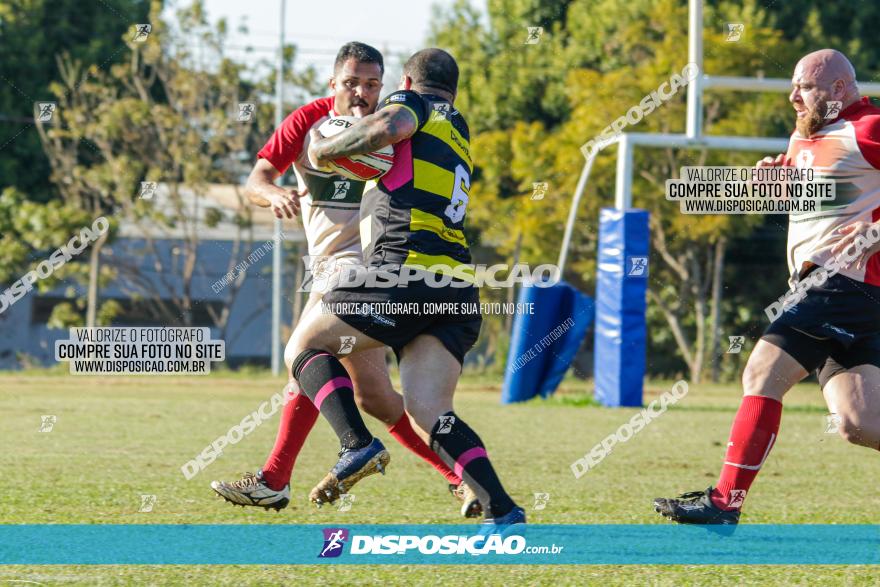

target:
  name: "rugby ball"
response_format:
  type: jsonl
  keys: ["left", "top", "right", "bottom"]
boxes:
{"left": 316, "top": 116, "right": 394, "bottom": 181}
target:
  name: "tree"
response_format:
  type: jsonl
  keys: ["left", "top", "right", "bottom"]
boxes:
{"left": 430, "top": 0, "right": 804, "bottom": 382}
{"left": 739, "top": 0, "right": 880, "bottom": 79}
{"left": 34, "top": 0, "right": 319, "bottom": 336}
{"left": 0, "top": 0, "right": 151, "bottom": 199}
{"left": 0, "top": 187, "right": 108, "bottom": 329}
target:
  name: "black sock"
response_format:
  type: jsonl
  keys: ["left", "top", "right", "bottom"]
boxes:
{"left": 429, "top": 411, "right": 516, "bottom": 518}
{"left": 292, "top": 349, "right": 372, "bottom": 450}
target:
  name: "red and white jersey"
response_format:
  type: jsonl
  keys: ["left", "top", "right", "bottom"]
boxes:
{"left": 257, "top": 97, "right": 370, "bottom": 260}
{"left": 784, "top": 97, "right": 880, "bottom": 286}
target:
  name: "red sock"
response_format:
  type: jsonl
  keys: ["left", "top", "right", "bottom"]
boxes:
{"left": 387, "top": 413, "right": 461, "bottom": 486}
{"left": 261, "top": 387, "right": 319, "bottom": 491}
{"left": 711, "top": 395, "right": 783, "bottom": 511}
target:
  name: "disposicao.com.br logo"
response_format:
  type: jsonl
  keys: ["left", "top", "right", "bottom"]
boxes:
{"left": 317, "top": 527, "right": 563, "bottom": 558}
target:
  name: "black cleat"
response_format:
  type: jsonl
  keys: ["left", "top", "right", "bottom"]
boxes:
{"left": 653, "top": 487, "right": 740, "bottom": 525}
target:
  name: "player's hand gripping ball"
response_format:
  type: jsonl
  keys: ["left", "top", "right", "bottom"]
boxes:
{"left": 310, "top": 115, "right": 394, "bottom": 181}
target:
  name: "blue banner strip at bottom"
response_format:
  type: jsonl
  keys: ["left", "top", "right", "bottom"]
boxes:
{"left": 1, "top": 524, "right": 878, "bottom": 565}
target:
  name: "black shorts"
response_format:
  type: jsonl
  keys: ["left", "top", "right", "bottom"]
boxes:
{"left": 762, "top": 272, "right": 880, "bottom": 387}
{"left": 321, "top": 268, "right": 482, "bottom": 366}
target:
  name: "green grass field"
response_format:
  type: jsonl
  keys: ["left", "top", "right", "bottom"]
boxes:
{"left": 1, "top": 372, "right": 878, "bottom": 585}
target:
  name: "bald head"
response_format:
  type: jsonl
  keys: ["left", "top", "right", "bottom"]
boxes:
{"left": 795, "top": 49, "right": 857, "bottom": 92}
{"left": 402, "top": 48, "right": 459, "bottom": 100}
{"left": 790, "top": 49, "right": 860, "bottom": 136}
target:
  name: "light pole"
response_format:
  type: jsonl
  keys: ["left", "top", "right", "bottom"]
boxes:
{"left": 270, "top": 0, "right": 286, "bottom": 376}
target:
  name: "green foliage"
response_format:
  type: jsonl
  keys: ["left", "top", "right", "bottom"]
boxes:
{"left": 431, "top": 0, "right": 878, "bottom": 379}
{"left": 46, "top": 301, "right": 83, "bottom": 329}
{"left": 0, "top": 189, "right": 30, "bottom": 283}
{"left": 95, "top": 298, "right": 122, "bottom": 326}
{"left": 0, "top": 0, "right": 151, "bottom": 198}
{"left": 742, "top": 0, "right": 880, "bottom": 79}
{"left": 204, "top": 208, "right": 224, "bottom": 229}
{"left": 0, "top": 186, "right": 108, "bottom": 290}
{"left": 25, "top": 0, "right": 319, "bottom": 329}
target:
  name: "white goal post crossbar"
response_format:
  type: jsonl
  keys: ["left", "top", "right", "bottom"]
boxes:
{"left": 556, "top": 133, "right": 789, "bottom": 269}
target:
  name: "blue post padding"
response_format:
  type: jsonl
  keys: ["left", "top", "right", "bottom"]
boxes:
{"left": 501, "top": 280, "right": 594, "bottom": 404}
{"left": 594, "top": 208, "right": 649, "bottom": 407}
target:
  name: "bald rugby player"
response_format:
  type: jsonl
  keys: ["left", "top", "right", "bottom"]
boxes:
{"left": 654, "top": 49, "right": 880, "bottom": 524}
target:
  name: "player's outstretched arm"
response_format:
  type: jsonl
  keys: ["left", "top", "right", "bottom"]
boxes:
{"left": 244, "top": 158, "right": 303, "bottom": 219}
{"left": 307, "top": 106, "right": 417, "bottom": 169}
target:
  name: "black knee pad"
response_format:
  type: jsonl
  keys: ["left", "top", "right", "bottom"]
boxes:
{"left": 291, "top": 348, "right": 326, "bottom": 380}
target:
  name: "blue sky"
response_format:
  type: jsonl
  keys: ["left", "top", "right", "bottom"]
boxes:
{"left": 166, "top": 0, "right": 487, "bottom": 88}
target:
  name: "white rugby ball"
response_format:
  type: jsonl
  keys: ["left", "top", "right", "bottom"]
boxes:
{"left": 316, "top": 116, "right": 394, "bottom": 181}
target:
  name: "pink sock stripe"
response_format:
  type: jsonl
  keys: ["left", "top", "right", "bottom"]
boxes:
{"left": 300, "top": 352, "right": 331, "bottom": 377}
{"left": 453, "top": 447, "right": 488, "bottom": 480}
{"left": 313, "top": 376, "right": 353, "bottom": 410}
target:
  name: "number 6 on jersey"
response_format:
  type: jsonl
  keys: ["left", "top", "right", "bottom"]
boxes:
{"left": 445, "top": 164, "right": 470, "bottom": 223}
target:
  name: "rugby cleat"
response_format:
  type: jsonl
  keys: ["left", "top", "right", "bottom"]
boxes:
{"left": 449, "top": 481, "right": 483, "bottom": 518}
{"left": 478, "top": 505, "right": 527, "bottom": 539}
{"left": 653, "top": 487, "right": 741, "bottom": 525}
{"left": 210, "top": 470, "right": 290, "bottom": 511}
{"left": 309, "top": 438, "right": 390, "bottom": 507}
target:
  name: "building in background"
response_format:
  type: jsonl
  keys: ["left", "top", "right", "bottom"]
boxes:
{"left": 0, "top": 184, "right": 306, "bottom": 370}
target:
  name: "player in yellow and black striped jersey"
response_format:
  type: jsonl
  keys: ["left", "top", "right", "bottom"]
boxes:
{"left": 359, "top": 88, "right": 474, "bottom": 278}
{"left": 315, "top": 84, "right": 480, "bottom": 365}
{"left": 295, "top": 48, "right": 524, "bottom": 528}
{"left": 307, "top": 55, "right": 482, "bottom": 364}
